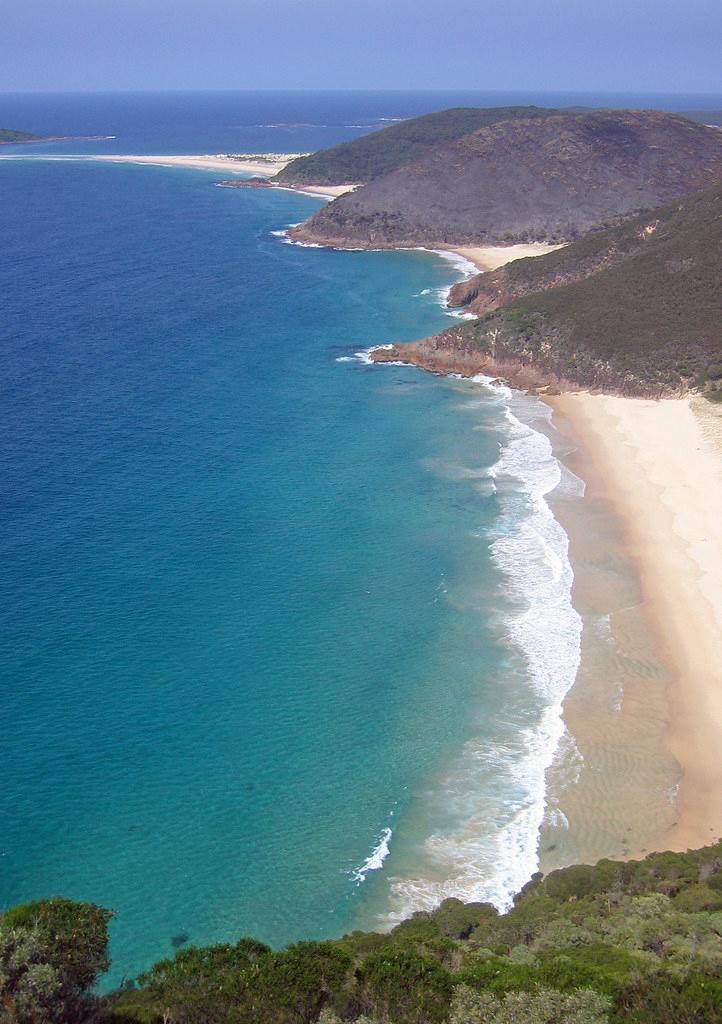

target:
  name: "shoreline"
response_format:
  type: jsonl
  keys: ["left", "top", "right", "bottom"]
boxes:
{"left": 286, "top": 227, "right": 565, "bottom": 275}
{"left": 366, "top": 304, "right": 722, "bottom": 873}
{"left": 92, "top": 155, "right": 359, "bottom": 198}
{"left": 15, "top": 145, "right": 720, "bottom": 870}
{"left": 431, "top": 242, "right": 564, "bottom": 272}
{"left": 544, "top": 393, "right": 722, "bottom": 855}
{"left": 222, "top": 178, "right": 359, "bottom": 198}
{"left": 0, "top": 151, "right": 357, "bottom": 198}
{"left": 302, "top": 230, "right": 722, "bottom": 869}
{"left": 91, "top": 153, "right": 302, "bottom": 176}
{"left": 282, "top": 233, "right": 562, "bottom": 277}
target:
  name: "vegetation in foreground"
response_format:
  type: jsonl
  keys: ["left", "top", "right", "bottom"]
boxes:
{"left": 4, "top": 842, "right": 722, "bottom": 1023}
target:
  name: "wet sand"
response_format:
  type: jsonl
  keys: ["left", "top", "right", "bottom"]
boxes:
{"left": 540, "top": 394, "right": 722, "bottom": 870}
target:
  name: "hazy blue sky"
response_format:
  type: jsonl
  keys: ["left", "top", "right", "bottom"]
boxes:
{"left": 2, "top": 0, "right": 720, "bottom": 93}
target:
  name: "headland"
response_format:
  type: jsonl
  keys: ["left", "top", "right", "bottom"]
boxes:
{"left": 274, "top": 109, "right": 722, "bottom": 876}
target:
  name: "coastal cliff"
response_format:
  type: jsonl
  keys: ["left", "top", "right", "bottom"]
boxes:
{"left": 373, "top": 185, "right": 722, "bottom": 398}
{"left": 290, "top": 111, "right": 722, "bottom": 249}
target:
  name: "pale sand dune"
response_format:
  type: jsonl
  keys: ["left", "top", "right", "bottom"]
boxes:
{"left": 92, "top": 153, "right": 302, "bottom": 176}
{"left": 549, "top": 393, "right": 722, "bottom": 852}
{"left": 446, "top": 242, "right": 565, "bottom": 272}
{"left": 91, "top": 155, "right": 358, "bottom": 197}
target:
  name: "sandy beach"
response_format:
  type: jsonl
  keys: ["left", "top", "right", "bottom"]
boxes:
{"left": 88, "top": 154, "right": 358, "bottom": 197}
{"left": 444, "top": 242, "right": 565, "bottom": 272}
{"left": 548, "top": 393, "right": 722, "bottom": 855}
{"left": 92, "top": 153, "right": 302, "bottom": 175}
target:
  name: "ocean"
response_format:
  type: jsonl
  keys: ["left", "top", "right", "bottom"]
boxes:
{"left": 0, "top": 90, "right": 715, "bottom": 987}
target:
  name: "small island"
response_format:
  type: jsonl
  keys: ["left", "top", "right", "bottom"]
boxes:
{"left": 0, "top": 128, "right": 45, "bottom": 144}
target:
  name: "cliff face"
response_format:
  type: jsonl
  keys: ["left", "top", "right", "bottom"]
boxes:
{"left": 372, "top": 186, "right": 722, "bottom": 398}
{"left": 291, "top": 111, "right": 722, "bottom": 248}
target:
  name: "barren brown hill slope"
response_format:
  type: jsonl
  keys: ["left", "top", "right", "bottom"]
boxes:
{"left": 291, "top": 110, "right": 722, "bottom": 249}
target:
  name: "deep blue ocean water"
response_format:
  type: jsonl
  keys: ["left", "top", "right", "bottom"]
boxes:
{"left": 0, "top": 90, "right": 713, "bottom": 987}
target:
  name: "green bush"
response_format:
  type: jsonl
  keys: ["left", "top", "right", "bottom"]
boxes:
{"left": 449, "top": 984, "right": 610, "bottom": 1024}
{"left": 356, "top": 949, "right": 454, "bottom": 1024}
{"left": 617, "top": 971, "right": 722, "bottom": 1023}
{"left": 133, "top": 939, "right": 353, "bottom": 1024}
{"left": 432, "top": 899, "right": 498, "bottom": 940}
{"left": 672, "top": 884, "right": 722, "bottom": 913}
{"left": 0, "top": 897, "right": 112, "bottom": 1024}
{"left": 13, "top": 840, "right": 722, "bottom": 1023}
{"left": 536, "top": 945, "right": 642, "bottom": 998}
{"left": 252, "top": 942, "right": 354, "bottom": 1023}
{"left": 133, "top": 938, "right": 271, "bottom": 1023}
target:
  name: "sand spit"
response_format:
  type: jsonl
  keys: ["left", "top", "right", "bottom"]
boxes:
{"left": 91, "top": 153, "right": 305, "bottom": 176}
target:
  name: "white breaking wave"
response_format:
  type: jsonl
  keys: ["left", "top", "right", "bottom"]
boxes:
{"left": 270, "top": 231, "right": 479, "bottom": 320}
{"left": 335, "top": 344, "right": 406, "bottom": 366}
{"left": 272, "top": 226, "right": 325, "bottom": 247}
{"left": 430, "top": 249, "right": 478, "bottom": 280}
{"left": 352, "top": 828, "right": 393, "bottom": 884}
{"left": 425, "top": 250, "right": 478, "bottom": 317}
{"left": 380, "top": 387, "right": 583, "bottom": 922}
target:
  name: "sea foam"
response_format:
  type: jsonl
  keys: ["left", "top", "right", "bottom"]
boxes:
{"left": 381, "top": 384, "right": 583, "bottom": 920}
{"left": 352, "top": 828, "right": 393, "bottom": 884}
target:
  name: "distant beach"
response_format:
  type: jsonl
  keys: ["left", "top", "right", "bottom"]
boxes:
{"left": 91, "top": 154, "right": 358, "bottom": 197}
{"left": 92, "top": 152, "right": 301, "bottom": 175}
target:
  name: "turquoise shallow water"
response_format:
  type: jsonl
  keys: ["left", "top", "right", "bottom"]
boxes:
{"left": 1, "top": 95, "right": 585, "bottom": 988}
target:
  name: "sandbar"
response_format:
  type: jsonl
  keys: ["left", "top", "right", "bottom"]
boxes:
{"left": 92, "top": 153, "right": 304, "bottom": 176}
{"left": 90, "top": 155, "right": 358, "bottom": 197}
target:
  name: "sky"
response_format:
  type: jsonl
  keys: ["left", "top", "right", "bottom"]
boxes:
{"left": 1, "top": 0, "right": 720, "bottom": 94}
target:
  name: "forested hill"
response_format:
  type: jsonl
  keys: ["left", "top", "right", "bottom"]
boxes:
{"left": 290, "top": 110, "right": 722, "bottom": 248}
{"left": 273, "top": 106, "right": 559, "bottom": 185}
{"left": 375, "top": 186, "right": 722, "bottom": 397}
{"left": 4, "top": 841, "right": 722, "bottom": 1023}
{"left": 0, "top": 128, "right": 43, "bottom": 144}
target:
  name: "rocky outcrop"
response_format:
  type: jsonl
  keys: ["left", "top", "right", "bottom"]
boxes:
{"left": 370, "top": 334, "right": 565, "bottom": 390}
